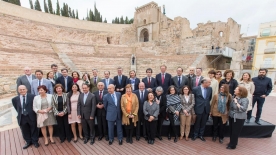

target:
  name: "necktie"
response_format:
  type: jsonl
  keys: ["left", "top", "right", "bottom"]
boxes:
{"left": 64, "top": 77, "right": 67, "bottom": 92}
{"left": 94, "top": 77, "right": 97, "bottom": 84}
{"left": 161, "top": 74, "right": 165, "bottom": 84}
{"left": 22, "top": 96, "right": 28, "bottom": 115}
{"left": 178, "top": 76, "right": 181, "bottom": 86}
{"left": 83, "top": 94, "right": 87, "bottom": 104}
{"left": 140, "top": 91, "right": 144, "bottom": 101}
{"left": 196, "top": 77, "right": 199, "bottom": 86}
{"left": 54, "top": 73, "right": 57, "bottom": 80}
{"left": 119, "top": 76, "right": 121, "bottom": 85}
{"left": 148, "top": 77, "right": 151, "bottom": 86}
{"left": 27, "top": 76, "right": 32, "bottom": 84}
{"left": 106, "top": 79, "right": 109, "bottom": 86}
{"left": 99, "top": 91, "right": 102, "bottom": 99}
{"left": 203, "top": 88, "right": 207, "bottom": 99}
{"left": 112, "top": 94, "right": 116, "bottom": 106}
{"left": 39, "top": 80, "right": 41, "bottom": 86}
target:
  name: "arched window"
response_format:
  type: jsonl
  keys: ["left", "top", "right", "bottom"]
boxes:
{"left": 219, "top": 31, "right": 223, "bottom": 37}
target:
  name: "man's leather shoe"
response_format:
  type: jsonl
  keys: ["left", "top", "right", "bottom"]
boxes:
{"left": 191, "top": 136, "right": 196, "bottom": 141}
{"left": 255, "top": 120, "right": 261, "bottom": 125}
{"left": 174, "top": 137, "right": 177, "bottom": 143}
{"left": 246, "top": 119, "right": 250, "bottom": 123}
{"left": 105, "top": 136, "right": 109, "bottom": 141}
{"left": 90, "top": 138, "right": 95, "bottom": 145}
{"left": 168, "top": 135, "right": 171, "bottom": 140}
{"left": 219, "top": 139, "right": 223, "bottom": 144}
{"left": 226, "top": 146, "right": 236, "bottom": 149}
{"left": 158, "top": 136, "right": 162, "bottom": 140}
{"left": 60, "top": 139, "right": 65, "bottom": 143}
{"left": 126, "top": 138, "right": 130, "bottom": 143}
{"left": 144, "top": 137, "right": 148, "bottom": 141}
{"left": 151, "top": 140, "right": 154, "bottom": 145}
{"left": 148, "top": 140, "right": 150, "bottom": 144}
{"left": 119, "top": 140, "right": 123, "bottom": 145}
{"left": 109, "top": 140, "right": 113, "bottom": 145}
{"left": 84, "top": 139, "right": 88, "bottom": 144}
{"left": 33, "top": 143, "right": 39, "bottom": 148}
{"left": 199, "top": 136, "right": 206, "bottom": 142}
{"left": 23, "top": 143, "right": 32, "bottom": 149}
{"left": 129, "top": 138, "right": 133, "bottom": 144}
{"left": 98, "top": 136, "right": 103, "bottom": 141}
{"left": 136, "top": 137, "right": 140, "bottom": 141}
{"left": 212, "top": 136, "right": 216, "bottom": 142}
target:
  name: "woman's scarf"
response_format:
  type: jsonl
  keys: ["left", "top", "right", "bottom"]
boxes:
{"left": 218, "top": 92, "right": 227, "bottom": 114}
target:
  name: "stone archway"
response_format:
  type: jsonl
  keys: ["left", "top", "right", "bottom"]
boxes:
{"left": 139, "top": 28, "right": 149, "bottom": 42}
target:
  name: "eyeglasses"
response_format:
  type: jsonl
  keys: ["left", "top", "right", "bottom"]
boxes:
{"left": 216, "top": 74, "right": 221, "bottom": 75}
{"left": 190, "top": 70, "right": 194, "bottom": 71}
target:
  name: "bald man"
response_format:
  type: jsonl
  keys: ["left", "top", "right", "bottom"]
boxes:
{"left": 16, "top": 66, "right": 36, "bottom": 95}
{"left": 12, "top": 85, "right": 39, "bottom": 149}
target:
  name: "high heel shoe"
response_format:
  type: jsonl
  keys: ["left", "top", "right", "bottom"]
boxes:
{"left": 49, "top": 138, "right": 56, "bottom": 144}
{"left": 174, "top": 137, "right": 178, "bottom": 143}
{"left": 45, "top": 140, "right": 49, "bottom": 146}
{"left": 73, "top": 138, "right": 78, "bottom": 143}
{"left": 179, "top": 136, "right": 183, "bottom": 140}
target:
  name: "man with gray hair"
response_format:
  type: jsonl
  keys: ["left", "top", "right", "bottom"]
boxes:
{"left": 155, "top": 86, "right": 167, "bottom": 140}
{"left": 90, "top": 69, "right": 102, "bottom": 92}
{"left": 16, "top": 66, "right": 36, "bottom": 95}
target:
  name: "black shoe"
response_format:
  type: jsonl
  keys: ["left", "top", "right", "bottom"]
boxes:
{"left": 199, "top": 136, "right": 206, "bottom": 142}
{"left": 105, "top": 136, "right": 109, "bottom": 141}
{"left": 33, "top": 143, "right": 40, "bottom": 148}
{"left": 148, "top": 140, "right": 150, "bottom": 144}
{"left": 168, "top": 135, "right": 171, "bottom": 140}
{"left": 119, "top": 140, "right": 123, "bottom": 145}
{"left": 246, "top": 119, "right": 250, "bottom": 123}
{"left": 226, "top": 146, "right": 236, "bottom": 149}
{"left": 23, "top": 143, "right": 32, "bottom": 149}
{"left": 60, "top": 139, "right": 65, "bottom": 143}
{"left": 219, "top": 139, "right": 223, "bottom": 144}
{"left": 126, "top": 138, "right": 130, "bottom": 143}
{"left": 109, "top": 140, "right": 113, "bottom": 145}
{"left": 151, "top": 140, "right": 154, "bottom": 145}
{"left": 150, "top": 140, "right": 154, "bottom": 144}
{"left": 136, "top": 137, "right": 140, "bottom": 141}
{"left": 158, "top": 136, "right": 163, "bottom": 141}
{"left": 255, "top": 120, "right": 261, "bottom": 125}
{"left": 129, "top": 138, "right": 133, "bottom": 144}
{"left": 212, "top": 137, "right": 217, "bottom": 142}
{"left": 84, "top": 139, "right": 88, "bottom": 144}
{"left": 98, "top": 136, "right": 103, "bottom": 141}
{"left": 67, "top": 139, "right": 71, "bottom": 143}
{"left": 191, "top": 136, "right": 197, "bottom": 141}
{"left": 144, "top": 137, "right": 148, "bottom": 141}
{"left": 174, "top": 137, "right": 178, "bottom": 143}
{"left": 90, "top": 138, "right": 95, "bottom": 145}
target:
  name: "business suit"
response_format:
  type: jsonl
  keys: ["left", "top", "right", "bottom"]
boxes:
{"left": 101, "top": 78, "right": 115, "bottom": 90}
{"left": 126, "top": 78, "right": 140, "bottom": 91}
{"left": 114, "top": 75, "right": 128, "bottom": 94}
{"left": 93, "top": 90, "right": 108, "bottom": 139}
{"left": 192, "top": 86, "right": 212, "bottom": 138}
{"left": 77, "top": 92, "right": 97, "bottom": 140}
{"left": 12, "top": 94, "right": 39, "bottom": 145}
{"left": 56, "top": 76, "right": 73, "bottom": 93}
{"left": 186, "top": 74, "right": 196, "bottom": 90}
{"left": 155, "top": 73, "right": 172, "bottom": 93}
{"left": 16, "top": 74, "right": 36, "bottom": 94}
{"left": 142, "top": 77, "right": 157, "bottom": 92}
{"left": 171, "top": 75, "right": 188, "bottom": 94}
{"left": 155, "top": 93, "right": 167, "bottom": 138}
{"left": 53, "top": 72, "right": 62, "bottom": 81}
{"left": 133, "top": 89, "right": 148, "bottom": 139}
{"left": 31, "top": 78, "right": 53, "bottom": 95}
{"left": 90, "top": 77, "right": 102, "bottom": 93}
{"left": 191, "top": 76, "right": 204, "bottom": 88}
{"left": 103, "top": 92, "right": 123, "bottom": 141}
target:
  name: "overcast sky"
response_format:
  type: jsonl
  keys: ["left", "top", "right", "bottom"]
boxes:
{"left": 21, "top": 0, "right": 276, "bottom": 36}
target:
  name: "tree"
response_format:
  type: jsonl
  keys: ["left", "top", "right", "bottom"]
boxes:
{"left": 4, "top": 0, "right": 21, "bottom": 6}
{"left": 120, "top": 16, "right": 124, "bottom": 24}
{"left": 129, "top": 18, "right": 134, "bottom": 24}
{"left": 104, "top": 18, "right": 107, "bottom": 23}
{"left": 68, "top": 7, "right": 72, "bottom": 17}
{"left": 76, "top": 10, "right": 79, "bottom": 19}
{"left": 29, "top": 0, "right": 34, "bottom": 9}
{"left": 72, "top": 10, "right": 75, "bottom": 18}
{"left": 48, "top": 0, "right": 53, "bottom": 14}
{"left": 44, "top": 0, "right": 49, "bottom": 13}
{"left": 56, "top": 0, "right": 60, "bottom": 15}
{"left": 125, "top": 16, "right": 129, "bottom": 24}
{"left": 34, "top": 0, "right": 42, "bottom": 11}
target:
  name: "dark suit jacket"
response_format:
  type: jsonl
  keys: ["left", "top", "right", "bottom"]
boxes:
{"left": 56, "top": 76, "right": 73, "bottom": 93}
{"left": 155, "top": 73, "right": 172, "bottom": 93}
{"left": 171, "top": 75, "right": 188, "bottom": 94}
{"left": 101, "top": 78, "right": 115, "bottom": 90}
{"left": 186, "top": 74, "right": 196, "bottom": 90}
{"left": 133, "top": 89, "right": 149, "bottom": 115}
{"left": 12, "top": 93, "right": 36, "bottom": 125}
{"left": 192, "top": 86, "right": 212, "bottom": 115}
{"left": 191, "top": 76, "right": 204, "bottom": 88}
{"left": 142, "top": 77, "right": 157, "bottom": 91}
{"left": 103, "top": 92, "right": 122, "bottom": 121}
{"left": 114, "top": 75, "right": 128, "bottom": 93}
{"left": 16, "top": 74, "right": 36, "bottom": 94}
{"left": 93, "top": 90, "right": 108, "bottom": 116}
{"left": 126, "top": 78, "right": 140, "bottom": 91}
{"left": 77, "top": 92, "right": 96, "bottom": 119}
{"left": 155, "top": 93, "right": 167, "bottom": 118}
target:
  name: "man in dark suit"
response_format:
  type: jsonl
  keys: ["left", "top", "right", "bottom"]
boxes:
{"left": 142, "top": 68, "right": 157, "bottom": 92}
{"left": 101, "top": 71, "right": 115, "bottom": 91}
{"left": 12, "top": 85, "right": 39, "bottom": 149}
{"left": 186, "top": 67, "right": 196, "bottom": 90}
{"left": 113, "top": 67, "right": 128, "bottom": 94}
{"left": 103, "top": 84, "right": 123, "bottom": 145}
{"left": 133, "top": 82, "right": 148, "bottom": 140}
{"left": 154, "top": 86, "right": 167, "bottom": 140}
{"left": 171, "top": 67, "right": 188, "bottom": 94}
{"left": 191, "top": 68, "right": 204, "bottom": 88}
{"left": 90, "top": 69, "right": 102, "bottom": 92}
{"left": 51, "top": 64, "right": 62, "bottom": 81}
{"left": 192, "top": 78, "right": 212, "bottom": 141}
{"left": 16, "top": 66, "right": 36, "bottom": 95}
{"left": 126, "top": 70, "right": 140, "bottom": 91}
{"left": 155, "top": 65, "right": 172, "bottom": 93}
{"left": 77, "top": 84, "right": 97, "bottom": 145}
{"left": 93, "top": 82, "right": 108, "bottom": 141}
{"left": 56, "top": 68, "right": 73, "bottom": 93}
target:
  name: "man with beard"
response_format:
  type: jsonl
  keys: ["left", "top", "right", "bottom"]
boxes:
{"left": 247, "top": 69, "right": 272, "bottom": 125}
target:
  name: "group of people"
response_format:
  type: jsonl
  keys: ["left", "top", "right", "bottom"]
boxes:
{"left": 13, "top": 64, "right": 273, "bottom": 150}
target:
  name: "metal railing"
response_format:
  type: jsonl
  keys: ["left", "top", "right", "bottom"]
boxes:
{"left": 206, "top": 47, "right": 234, "bottom": 58}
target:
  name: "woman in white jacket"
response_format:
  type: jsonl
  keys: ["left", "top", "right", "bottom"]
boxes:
{"left": 33, "top": 85, "right": 57, "bottom": 146}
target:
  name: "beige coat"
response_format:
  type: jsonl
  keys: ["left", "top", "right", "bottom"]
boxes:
{"left": 211, "top": 94, "right": 232, "bottom": 124}
{"left": 121, "top": 93, "right": 139, "bottom": 126}
{"left": 238, "top": 80, "right": 255, "bottom": 111}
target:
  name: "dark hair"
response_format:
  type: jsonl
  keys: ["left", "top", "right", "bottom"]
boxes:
{"left": 259, "top": 68, "right": 268, "bottom": 73}
{"left": 37, "top": 85, "right": 48, "bottom": 93}
{"left": 181, "top": 85, "right": 190, "bottom": 95}
{"left": 72, "top": 71, "right": 80, "bottom": 80}
{"left": 129, "top": 70, "right": 136, "bottom": 77}
{"left": 54, "top": 84, "right": 65, "bottom": 93}
{"left": 208, "top": 70, "right": 216, "bottom": 77}
{"left": 223, "top": 69, "right": 235, "bottom": 78}
{"left": 201, "top": 78, "right": 207, "bottom": 84}
{"left": 82, "top": 83, "right": 90, "bottom": 88}
{"left": 177, "top": 67, "right": 183, "bottom": 72}
{"left": 216, "top": 71, "right": 222, "bottom": 76}
{"left": 51, "top": 64, "right": 58, "bottom": 68}
{"left": 61, "top": 68, "right": 68, "bottom": 72}
{"left": 220, "top": 84, "right": 230, "bottom": 96}
{"left": 167, "top": 85, "right": 177, "bottom": 95}
{"left": 46, "top": 71, "right": 53, "bottom": 79}
{"left": 104, "top": 71, "right": 110, "bottom": 75}
{"left": 237, "top": 86, "right": 248, "bottom": 98}
{"left": 35, "top": 70, "right": 43, "bottom": 75}
{"left": 82, "top": 73, "right": 90, "bottom": 81}
{"left": 240, "top": 72, "right": 252, "bottom": 82}
{"left": 196, "top": 68, "right": 202, "bottom": 72}
{"left": 68, "top": 84, "right": 80, "bottom": 99}
{"left": 147, "top": 92, "right": 155, "bottom": 101}
{"left": 146, "top": 68, "right": 153, "bottom": 73}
